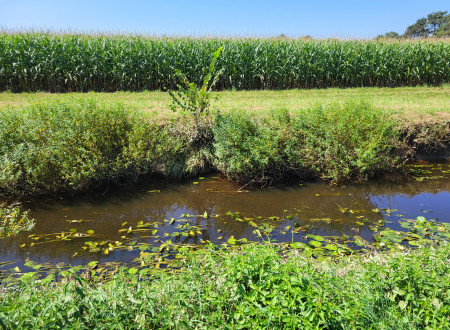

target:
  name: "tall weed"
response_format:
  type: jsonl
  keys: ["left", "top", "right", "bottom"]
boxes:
{"left": 213, "top": 102, "right": 399, "bottom": 184}
{"left": 0, "top": 99, "right": 181, "bottom": 195}
{"left": 290, "top": 101, "right": 400, "bottom": 181}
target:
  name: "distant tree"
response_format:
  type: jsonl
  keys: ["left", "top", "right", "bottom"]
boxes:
{"left": 404, "top": 17, "right": 428, "bottom": 38}
{"left": 427, "top": 11, "right": 448, "bottom": 34}
{"left": 403, "top": 11, "right": 449, "bottom": 38}
{"left": 435, "top": 14, "right": 450, "bottom": 37}
{"left": 376, "top": 31, "right": 400, "bottom": 39}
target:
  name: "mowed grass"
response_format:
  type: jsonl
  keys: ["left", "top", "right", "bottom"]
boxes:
{"left": 0, "top": 85, "right": 449, "bottom": 118}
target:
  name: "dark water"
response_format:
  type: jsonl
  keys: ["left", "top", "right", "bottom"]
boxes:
{"left": 1, "top": 163, "right": 449, "bottom": 268}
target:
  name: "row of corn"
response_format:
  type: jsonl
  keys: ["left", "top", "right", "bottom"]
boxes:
{"left": 0, "top": 33, "right": 449, "bottom": 92}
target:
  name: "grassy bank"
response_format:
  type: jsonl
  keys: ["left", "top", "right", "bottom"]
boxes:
{"left": 1, "top": 96, "right": 449, "bottom": 196}
{"left": 0, "top": 99, "right": 192, "bottom": 196}
{"left": 1, "top": 33, "right": 449, "bottom": 92}
{"left": 0, "top": 98, "right": 410, "bottom": 196}
{"left": 1, "top": 243, "right": 448, "bottom": 328}
{"left": 1, "top": 85, "right": 450, "bottom": 116}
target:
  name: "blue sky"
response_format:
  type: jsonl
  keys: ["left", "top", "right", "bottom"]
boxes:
{"left": 1, "top": 1, "right": 448, "bottom": 38}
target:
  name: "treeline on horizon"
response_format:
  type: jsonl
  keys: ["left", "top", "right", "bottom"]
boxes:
{"left": 0, "top": 33, "right": 449, "bottom": 92}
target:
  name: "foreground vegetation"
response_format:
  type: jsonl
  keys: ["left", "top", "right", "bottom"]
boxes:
{"left": 1, "top": 33, "right": 449, "bottom": 92}
{"left": 1, "top": 243, "right": 448, "bottom": 328}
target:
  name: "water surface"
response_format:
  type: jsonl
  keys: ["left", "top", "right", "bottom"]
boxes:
{"left": 1, "top": 163, "right": 449, "bottom": 268}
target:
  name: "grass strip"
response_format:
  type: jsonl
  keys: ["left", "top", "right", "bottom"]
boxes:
{"left": 1, "top": 86, "right": 449, "bottom": 117}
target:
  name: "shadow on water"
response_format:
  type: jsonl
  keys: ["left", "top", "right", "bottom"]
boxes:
{"left": 1, "top": 163, "right": 449, "bottom": 267}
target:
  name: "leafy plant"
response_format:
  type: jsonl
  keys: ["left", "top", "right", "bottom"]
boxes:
{"left": 213, "top": 102, "right": 400, "bottom": 184}
{"left": 0, "top": 99, "right": 182, "bottom": 196}
{"left": 168, "top": 47, "right": 223, "bottom": 137}
{"left": 0, "top": 203, "right": 35, "bottom": 238}
{"left": 164, "top": 47, "right": 224, "bottom": 178}
{"left": 213, "top": 109, "right": 298, "bottom": 184}
{"left": 290, "top": 101, "right": 400, "bottom": 182}
{"left": 1, "top": 243, "right": 449, "bottom": 328}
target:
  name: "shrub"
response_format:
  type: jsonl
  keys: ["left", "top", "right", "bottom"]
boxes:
{"left": 0, "top": 99, "right": 181, "bottom": 195}
{"left": 213, "top": 102, "right": 400, "bottom": 184}
{"left": 212, "top": 109, "right": 300, "bottom": 184}
{"left": 290, "top": 101, "right": 400, "bottom": 182}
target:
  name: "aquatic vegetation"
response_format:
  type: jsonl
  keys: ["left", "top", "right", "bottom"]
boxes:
{"left": 408, "top": 163, "right": 450, "bottom": 181}
{"left": 0, "top": 204, "right": 35, "bottom": 238}
{"left": 1, "top": 175, "right": 448, "bottom": 327}
{"left": 1, "top": 33, "right": 449, "bottom": 92}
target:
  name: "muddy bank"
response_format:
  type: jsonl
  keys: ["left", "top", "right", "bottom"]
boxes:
{"left": 400, "top": 115, "right": 450, "bottom": 160}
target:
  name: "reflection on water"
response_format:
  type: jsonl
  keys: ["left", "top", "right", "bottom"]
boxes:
{"left": 1, "top": 164, "right": 449, "bottom": 267}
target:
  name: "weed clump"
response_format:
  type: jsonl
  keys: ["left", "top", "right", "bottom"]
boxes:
{"left": 213, "top": 109, "right": 302, "bottom": 184}
{"left": 0, "top": 99, "right": 182, "bottom": 196}
{"left": 213, "top": 102, "right": 400, "bottom": 184}
{"left": 290, "top": 101, "right": 400, "bottom": 181}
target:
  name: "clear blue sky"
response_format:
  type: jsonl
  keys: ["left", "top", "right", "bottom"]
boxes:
{"left": 1, "top": 1, "right": 448, "bottom": 38}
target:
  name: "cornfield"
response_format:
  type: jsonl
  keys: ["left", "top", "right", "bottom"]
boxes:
{"left": 0, "top": 33, "right": 449, "bottom": 92}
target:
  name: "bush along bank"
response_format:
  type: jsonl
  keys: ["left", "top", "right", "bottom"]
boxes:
{"left": 213, "top": 102, "right": 401, "bottom": 184}
{"left": 0, "top": 203, "right": 35, "bottom": 238}
{"left": 0, "top": 99, "right": 448, "bottom": 197}
{"left": 0, "top": 99, "right": 189, "bottom": 196}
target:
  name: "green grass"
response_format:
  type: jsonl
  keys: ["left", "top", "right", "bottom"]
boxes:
{"left": 1, "top": 243, "right": 448, "bottom": 329}
{"left": 1, "top": 85, "right": 450, "bottom": 116}
{"left": 1, "top": 33, "right": 449, "bottom": 92}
